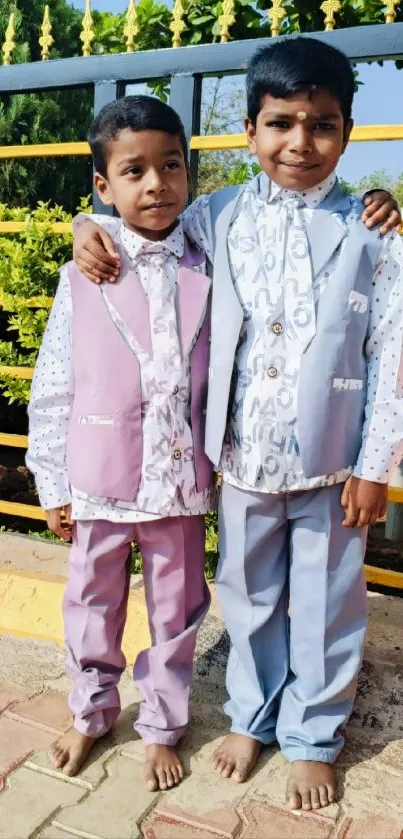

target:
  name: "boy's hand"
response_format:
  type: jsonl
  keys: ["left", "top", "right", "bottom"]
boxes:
{"left": 73, "top": 220, "right": 120, "bottom": 284}
{"left": 362, "top": 191, "right": 401, "bottom": 235}
{"left": 341, "top": 476, "right": 388, "bottom": 528}
{"left": 46, "top": 505, "right": 73, "bottom": 541}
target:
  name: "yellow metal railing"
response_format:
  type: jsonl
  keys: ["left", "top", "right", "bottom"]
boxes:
{"left": 0, "top": 125, "right": 401, "bottom": 159}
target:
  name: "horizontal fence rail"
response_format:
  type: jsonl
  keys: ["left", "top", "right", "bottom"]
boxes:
{"left": 0, "top": 124, "right": 402, "bottom": 160}
{"left": 1, "top": 24, "right": 403, "bottom": 96}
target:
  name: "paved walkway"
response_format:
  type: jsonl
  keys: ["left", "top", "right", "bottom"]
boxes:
{"left": 0, "top": 590, "right": 402, "bottom": 839}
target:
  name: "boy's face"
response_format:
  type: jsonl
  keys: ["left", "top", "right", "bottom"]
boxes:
{"left": 245, "top": 89, "right": 353, "bottom": 192}
{"left": 94, "top": 128, "right": 189, "bottom": 241}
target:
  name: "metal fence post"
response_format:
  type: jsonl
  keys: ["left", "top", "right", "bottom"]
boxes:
{"left": 92, "top": 81, "right": 121, "bottom": 214}
{"left": 169, "top": 73, "right": 202, "bottom": 200}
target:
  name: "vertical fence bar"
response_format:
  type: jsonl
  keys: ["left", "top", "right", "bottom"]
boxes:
{"left": 92, "top": 81, "right": 121, "bottom": 214}
{"left": 169, "top": 73, "right": 202, "bottom": 200}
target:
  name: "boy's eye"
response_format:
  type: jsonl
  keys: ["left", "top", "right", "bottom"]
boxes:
{"left": 165, "top": 161, "right": 181, "bottom": 170}
{"left": 314, "top": 122, "right": 336, "bottom": 131}
{"left": 266, "top": 120, "right": 289, "bottom": 130}
{"left": 127, "top": 166, "right": 142, "bottom": 176}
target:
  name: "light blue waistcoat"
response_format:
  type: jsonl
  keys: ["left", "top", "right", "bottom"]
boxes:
{"left": 205, "top": 173, "right": 382, "bottom": 477}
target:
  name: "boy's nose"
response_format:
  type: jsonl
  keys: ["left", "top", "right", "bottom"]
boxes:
{"left": 146, "top": 170, "right": 167, "bottom": 192}
{"left": 289, "top": 125, "right": 313, "bottom": 154}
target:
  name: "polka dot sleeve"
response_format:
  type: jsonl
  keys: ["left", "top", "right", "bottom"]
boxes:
{"left": 181, "top": 195, "right": 214, "bottom": 264}
{"left": 26, "top": 266, "right": 74, "bottom": 510}
{"left": 353, "top": 233, "right": 403, "bottom": 483}
{"left": 72, "top": 212, "right": 121, "bottom": 240}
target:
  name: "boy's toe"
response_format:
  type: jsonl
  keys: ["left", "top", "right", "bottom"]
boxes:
{"left": 157, "top": 768, "right": 168, "bottom": 790}
{"left": 221, "top": 760, "right": 235, "bottom": 779}
{"left": 232, "top": 759, "right": 251, "bottom": 784}
{"left": 319, "top": 785, "right": 329, "bottom": 807}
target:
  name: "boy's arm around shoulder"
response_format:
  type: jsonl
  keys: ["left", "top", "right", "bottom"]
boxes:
{"left": 26, "top": 266, "right": 74, "bottom": 521}
{"left": 73, "top": 212, "right": 121, "bottom": 283}
{"left": 360, "top": 190, "right": 401, "bottom": 235}
{"left": 353, "top": 231, "right": 403, "bottom": 487}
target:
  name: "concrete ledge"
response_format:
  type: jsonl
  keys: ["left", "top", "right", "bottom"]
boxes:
{"left": 0, "top": 534, "right": 150, "bottom": 664}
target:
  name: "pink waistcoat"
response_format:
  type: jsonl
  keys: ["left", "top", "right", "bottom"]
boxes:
{"left": 66, "top": 238, "right": 213, "bottom": 502}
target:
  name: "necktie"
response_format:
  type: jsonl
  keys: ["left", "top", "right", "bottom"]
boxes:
{"left": 140, "top": 246, "right": 182, "bottom": 388}
{"left": 281, "top": 197, "right": 316, "bottom": 355}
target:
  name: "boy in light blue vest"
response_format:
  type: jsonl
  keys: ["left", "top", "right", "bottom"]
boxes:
{"left": 73, "top": 37, "right": 403, "bottom": 811}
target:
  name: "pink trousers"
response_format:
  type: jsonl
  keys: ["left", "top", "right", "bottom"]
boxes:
{"left": 63, "top": 515, "right": 209, "bottom": 744}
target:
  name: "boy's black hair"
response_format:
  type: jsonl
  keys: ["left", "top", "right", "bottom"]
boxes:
{"left": 246, "top": 37, "right": 354, "bottom": 126}
{"left": 88, "top": 94, "right": 188, "bottom": 177}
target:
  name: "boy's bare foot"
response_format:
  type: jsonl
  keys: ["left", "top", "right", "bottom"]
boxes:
{"left": 144, "top": 744, "right": 184, "bottom": 791}
{"left": 50, "top": 727, "right": 97, "bottom": 776}
{"left": 212, "top": 733, "right": 262, "bottom": 783}
{"left": 286, "top": 761, "right": 336, "bottom": 810}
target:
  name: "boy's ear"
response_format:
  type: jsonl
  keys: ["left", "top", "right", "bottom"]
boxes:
{"left": 94, "top": 172, "right": 114, "bottom": 207}
{"left": 244, "top": 116, "right": 257, "bottom": 155}
{"left": 341, "top": 119, "right": 354, "bottom": 154}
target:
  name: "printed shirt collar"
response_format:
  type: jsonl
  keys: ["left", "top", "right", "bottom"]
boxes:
{"left": 267, "top": 171, "right": 337, "bottom": 209}
{"left": 120, "top": 220, "right": 185, "bottom": 262}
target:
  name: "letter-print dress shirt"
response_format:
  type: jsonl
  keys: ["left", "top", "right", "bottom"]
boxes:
{"left": 76, "top": 178, "right": 403, "bottom": 493}
{"left": 27, "top": 222, "right": 215, "bottom": 521}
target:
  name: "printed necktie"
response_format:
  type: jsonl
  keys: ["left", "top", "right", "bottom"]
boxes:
{"left": 281, "top": 197, "right": 316, "bottom": 355}
{"left": 140, "top": 245, "right": 183, "bottom": 388}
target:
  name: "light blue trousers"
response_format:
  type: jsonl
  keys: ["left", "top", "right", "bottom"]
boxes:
{"left": 217, "top": 482, "right": 368, "bottom": 763}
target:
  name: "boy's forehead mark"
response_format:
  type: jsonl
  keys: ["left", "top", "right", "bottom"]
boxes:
{"left": 297, "top": 111, "right": 307, "bottom": 121}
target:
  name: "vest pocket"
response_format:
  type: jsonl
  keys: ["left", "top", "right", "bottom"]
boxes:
{"left": 77, "top": 414, "right": 114, "bottom": 426}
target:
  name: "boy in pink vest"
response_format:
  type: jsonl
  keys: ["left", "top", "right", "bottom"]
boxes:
{"left": 27, "top": 95, "right": 214, "bottom": 791}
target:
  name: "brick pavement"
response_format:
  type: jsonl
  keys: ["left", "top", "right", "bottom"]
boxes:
{"left": 0, "top": 592, "right": 402, "bottom": 839}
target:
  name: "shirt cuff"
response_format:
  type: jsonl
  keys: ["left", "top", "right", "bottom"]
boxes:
{"left": 36, "top": 474, "right": 72, "bottom": 511}
{"left": 353, "top": 440, "right": 401, "bottom": 484}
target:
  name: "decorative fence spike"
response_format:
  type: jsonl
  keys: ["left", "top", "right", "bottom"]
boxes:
{"left": 39, "top": 5, "right": 54, "bottom": 60}
{"left": 268, "top": 0, "right": 286, "bottom": 37}
{"left": 80, "top": 0, "right": 95, "bottom": 57}
{"left": 170, "top": 0, "right": 186, "bottom": 48}
{"left": 320, "top": 0, "right": 341, "bottom": 30}
{"left": 124, "top": 0, "right": 139, "bottom": 52}
{"left": 384, "top": 0, "right": 399, "bottom": 23}
{"left": 2, "top": 12, "right": 15, "bottom": 66}
{"left": 218, "top": 0, "right": 236, "bottom": 43}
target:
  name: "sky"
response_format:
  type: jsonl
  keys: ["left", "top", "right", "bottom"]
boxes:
{"left": 71, "top": 2, "right": 403, "bottom": 183}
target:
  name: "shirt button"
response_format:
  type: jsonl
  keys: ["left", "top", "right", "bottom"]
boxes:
{"left": 271, "top": 322, "right": 283, "bottom": 335}
{"left": 172, "top": 449, "right": 182, "bottom": 460}
{"left": 267, "top": 366, "right": 279, "bottom": 379}
{"left": 172, "top": 385, "right": 179, "bottom": 395}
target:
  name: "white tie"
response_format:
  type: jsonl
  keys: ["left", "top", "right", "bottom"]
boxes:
{"left": 141, "top": 246, "right": 182, "bottom": 388}
{"left": 282, "top": 197, "right": 316, "bottom": 355}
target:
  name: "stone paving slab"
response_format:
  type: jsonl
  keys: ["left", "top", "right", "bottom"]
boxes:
{"left": 0, "top": 716, "right": 57, "bottom": 781}
{"left": 37, "top": 827, "right": 76, "bottom": 839}
{"left": 239, "top": 800, "right": 335, "bottom": 839}
{"left": 5, "top": 690, "right": 72, "bottom": 735}
{"left": 143, "top": 814, "right": 223, "bottom": 838}
{"left": 0, "top": 683, "right": 34, "bottom": 715}
{"left": 0, "top": 765, "right": 85, "bottom": 839}
{"left": 54, "top": 755, "right": 159, "bottom": 839}
{"left": 26, "top": 734, "right": 119, "bottom": 791}
{"left": 337, "top": 816, "right": 403, "bottom": 839}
